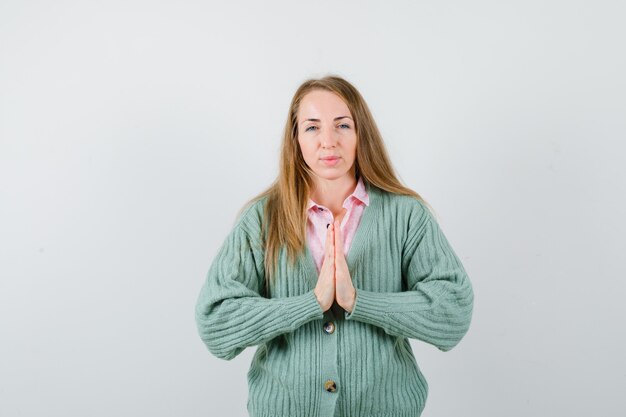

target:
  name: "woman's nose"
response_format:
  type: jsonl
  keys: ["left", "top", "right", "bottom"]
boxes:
{"left": 320, "top": 127, "right": 338, "bottom": 148}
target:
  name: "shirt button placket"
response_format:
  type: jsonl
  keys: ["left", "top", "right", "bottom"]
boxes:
{"left": 317, "top": 204, "right": 340, "bottom": 414}
{"left": 320, "top": 311, "right": 340, "bottom": 414}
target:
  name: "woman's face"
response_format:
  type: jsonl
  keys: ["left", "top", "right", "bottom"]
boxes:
{"left": 296, "top": 89, "right": 357, "bottom": 182}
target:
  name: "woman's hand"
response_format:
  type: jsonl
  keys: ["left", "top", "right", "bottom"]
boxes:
{"left": 333, "top": 219, "right": 356, "bottom": 313}
{"left": 314, "top": 223, "right": 336, "bottom": 312}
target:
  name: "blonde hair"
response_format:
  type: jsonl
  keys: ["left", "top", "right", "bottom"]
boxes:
{"left": 238, "top": 74, "right": 433, "bottom": 290}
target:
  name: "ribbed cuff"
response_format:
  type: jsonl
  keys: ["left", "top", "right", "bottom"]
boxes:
{"left": 344, "top": 288, "right": 390, "bottom": 321}
{"left": 282, "top": 289, "right": 325, "bottom": 328}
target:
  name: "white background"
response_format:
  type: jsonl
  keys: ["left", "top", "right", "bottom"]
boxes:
{"left": 1, "top": 1, "right": 625, "bottom": 416}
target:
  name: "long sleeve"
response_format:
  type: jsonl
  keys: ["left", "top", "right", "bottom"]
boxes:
{"left": 195, "top": 220, "right": 324, "bottom": 360}
{"left": 345, "top": 203, "right": 474, "bottom": 352}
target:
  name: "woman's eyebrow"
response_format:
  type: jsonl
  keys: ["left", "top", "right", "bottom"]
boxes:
{"left": 301, "top": 116, "right": 353, "bottom": 124}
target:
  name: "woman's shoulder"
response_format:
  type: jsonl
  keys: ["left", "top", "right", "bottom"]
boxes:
{"left": 232, "top": 195, "right": 268, "bottom": 237}
{"left": 374, "top": 186, "right": 433, "bottom": 228}
{"left": 375, "top": 186, "right": 429, "bottom": 213}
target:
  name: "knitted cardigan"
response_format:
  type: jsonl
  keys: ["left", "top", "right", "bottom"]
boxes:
{"left": 195, "top": 182, "right": 474, "bottom": 417}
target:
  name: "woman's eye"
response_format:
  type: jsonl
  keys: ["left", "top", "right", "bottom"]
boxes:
{"left": 304, "top": 124, "right": 350, "bottom": 132}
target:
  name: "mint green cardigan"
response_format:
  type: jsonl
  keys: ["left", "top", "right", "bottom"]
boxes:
{"left": 195, "top": 182, "right": 474, "bottom": 417}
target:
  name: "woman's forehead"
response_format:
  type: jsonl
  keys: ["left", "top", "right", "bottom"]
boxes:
{"left": 298, "top": 90, "right": 351, "bottom": 120}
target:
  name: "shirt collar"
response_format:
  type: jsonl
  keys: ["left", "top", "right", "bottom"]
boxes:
{"left": 307, "top": 176, "right": 370, "bottom": 211}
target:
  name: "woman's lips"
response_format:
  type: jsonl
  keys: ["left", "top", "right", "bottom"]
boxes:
{"left": 321, "top": 157, "right": 340, "bottom": 166}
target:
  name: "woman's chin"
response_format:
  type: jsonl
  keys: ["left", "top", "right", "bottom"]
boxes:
{"left": 311, "top": 170, "right": 352, "bottom": 182}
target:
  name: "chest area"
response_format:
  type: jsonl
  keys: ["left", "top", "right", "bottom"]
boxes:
{"left": 270, "top": 223, "right": 407, "bottom": 298}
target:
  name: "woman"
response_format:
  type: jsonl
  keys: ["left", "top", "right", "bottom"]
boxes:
{"left": 195, "top": 75, "right": 474, "bottom": 417}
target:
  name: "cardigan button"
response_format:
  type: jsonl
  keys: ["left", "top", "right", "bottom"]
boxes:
{"left": 323, "top": 321, "right": 335, "bottom": 334}
{"left": 324, "top": 379, "right": 337, "bottom": 392}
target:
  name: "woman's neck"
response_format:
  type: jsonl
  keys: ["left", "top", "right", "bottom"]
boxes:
{"left": 309, "top": 173, "right": 358, "bottom": 216}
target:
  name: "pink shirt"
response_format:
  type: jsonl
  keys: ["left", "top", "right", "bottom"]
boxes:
{"left": 306, "top": 176, "right": 370, "bottom": 274}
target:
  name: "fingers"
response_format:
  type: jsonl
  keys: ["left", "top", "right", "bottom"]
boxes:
{"left": 325, "top": 222, "right": 334, "bottom": 261}
{"left": 334, "top": 220, "right": 342, "bottom": 257}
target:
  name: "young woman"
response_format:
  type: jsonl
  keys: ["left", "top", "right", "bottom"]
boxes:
{"left": 195, "top": 75, "right": 474, "bottom": 417}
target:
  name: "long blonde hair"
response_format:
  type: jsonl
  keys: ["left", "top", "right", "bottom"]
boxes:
{"left": 238, "top": 75, "right": 433, "bottom": 290}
